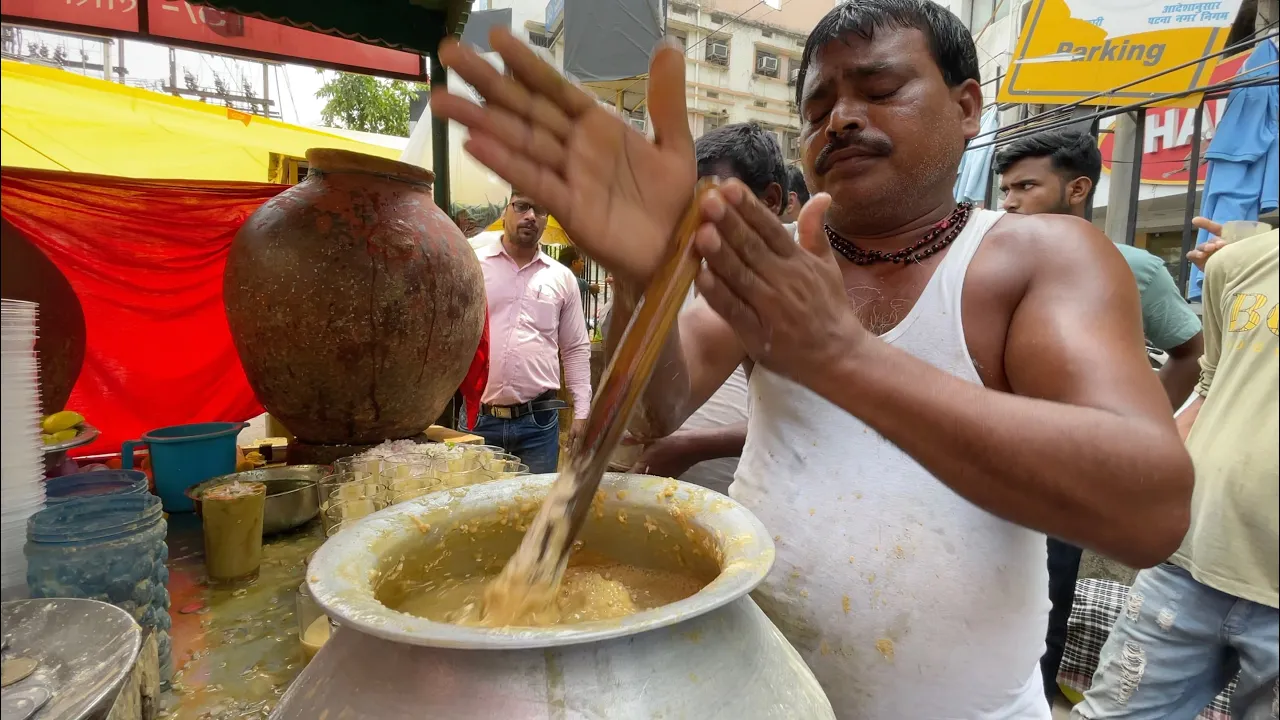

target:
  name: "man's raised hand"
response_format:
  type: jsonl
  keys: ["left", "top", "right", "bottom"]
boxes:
{"left": 431, "top": 28, "right": 697, "bottom": 284}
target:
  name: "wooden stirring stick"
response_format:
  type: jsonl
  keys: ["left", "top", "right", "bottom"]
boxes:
{"left": 503, "top": 178, "right": 719, "bottom": 591}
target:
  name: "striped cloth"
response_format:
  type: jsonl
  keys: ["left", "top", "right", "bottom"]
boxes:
{"left": 1061, "top": 577, "right": 1235, "bottom": 719}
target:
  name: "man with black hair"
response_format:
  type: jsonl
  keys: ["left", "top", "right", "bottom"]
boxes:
{"left": 628, "top": 122, "right": 790, "bottom": 492}
{"left": 995, "top": 129, "right": 1098, "bottom": 218}
{"left": 693, "top": 122, "right": 788, "bottom": 210}
{"left": 782, "top": 163, "right": 810, "bottom": 224}
{"left": 463, "top": 191, "right": 590, "bottom": 473}
{"left": 995, "top": 129, "right": 1205, "bottom": 703}
{"left": 554, "top": 244, "right": 596, "bottom": 306}
{"left": 431, "top": 1, "right": 1193, "bottom": 714}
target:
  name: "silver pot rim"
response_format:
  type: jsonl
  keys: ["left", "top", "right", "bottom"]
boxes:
{"left": 308, "top": 473, "right": 775, "bottom": 651}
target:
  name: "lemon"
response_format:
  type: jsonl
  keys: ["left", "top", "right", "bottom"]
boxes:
{"left": 51, "top": 428, "right": 79, "bottom": 443}
{"left": 41, "top": 410, "right": 84, "bottom": 434}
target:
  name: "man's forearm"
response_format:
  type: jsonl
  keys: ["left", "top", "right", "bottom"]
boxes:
{"left": 1157, "top": 333, "right": 1204, "bottom": 410}
{"left": 1158, "top": 355, "right": 1201, "bottom": 411}
{"left": 561, "top": 342, "right": 593, "bottom": 420}
{"left": 1175, "top": 394, "right": 1205, "bottom": 441}
{"left": 810, "top": 341, "right": 1193, "bottom": 568}
{"left": 670, "top": 422, "right": 747, "bottom": 464}
{"left": 604, "top": 280, "right": 693, "bottom": 437}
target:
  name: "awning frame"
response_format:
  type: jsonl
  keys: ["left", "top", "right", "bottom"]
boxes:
{"left": 2, "top": 0, "right": 473, "bottom": 210}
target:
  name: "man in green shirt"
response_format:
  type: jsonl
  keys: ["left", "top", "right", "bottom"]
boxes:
{"left": 1073, "top": 224, "right": 1278, "bottom": 718}
{"left": 995, "top": 129, "right": 1206, "bottom": 702}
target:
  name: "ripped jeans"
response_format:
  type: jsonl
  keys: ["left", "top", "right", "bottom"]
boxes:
{"left": 1072, "top": 562, "right": 1278, "bottom": 720}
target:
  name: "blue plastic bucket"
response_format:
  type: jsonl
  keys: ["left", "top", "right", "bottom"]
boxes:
{"left": 122, "top": 422, "right": 247, "bottom": 512}
{"left": 45, "top": 470, "right": 149, "bottom": 504}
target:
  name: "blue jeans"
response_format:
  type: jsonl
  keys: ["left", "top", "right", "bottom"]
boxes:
{"left": 460, "top": 409, "right": 560, "bottom": 474}
{"left": 1072, "top": 562, "right": 1278, "bottom": 720}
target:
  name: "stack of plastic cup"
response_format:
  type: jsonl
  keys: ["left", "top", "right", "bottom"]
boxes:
{"left": 1, "top": 299, "right": 47, "bottom": 600}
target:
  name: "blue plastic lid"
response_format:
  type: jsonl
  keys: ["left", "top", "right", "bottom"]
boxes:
{"left": 28, "top": 493, "right": 163, "bottom": 545}
{"left": 45, "top": 470, "right": 148, "bottom": 504}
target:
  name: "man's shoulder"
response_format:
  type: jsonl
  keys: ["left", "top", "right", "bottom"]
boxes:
{"left": 1112, "top": 242, "right": 1162, "bottom": 267}
{"left": 984, "top": 212, "right": 1119, "bottom": 268}
{"left": 1206, "top": 229, "right": 1279, "bottom": 282}
{"left": 974, "top": 212, "right": 1133, "bottom": 304}
{"left": 985, "top": 210, "right": 1093, "bottom": 243}
{"left": 470, "top": 231, "right": 503, "bottom": 253}
{"left": 1111, "top": 243, "right": 1166, "bottom": 288}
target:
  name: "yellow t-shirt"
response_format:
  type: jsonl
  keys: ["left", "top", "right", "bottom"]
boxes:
{"left": 1172, "top": 229, "right": 1279, "bottom": 608}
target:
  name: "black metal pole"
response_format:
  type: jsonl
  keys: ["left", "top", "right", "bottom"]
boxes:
{"left": 982, "top": 71, "right": 1003, "bottom": 210}
{"left": 1085, "top": 116, "right": 1100, "bottom": 222}
{"left": 1124, "top": 109, "right": 1146, "bottom": 246}
{"left": 1177, "top": 100, "right": 1206, "bottom": 296}
{"left": 429, "top": 44, "right": 456, "bottom": 430}
{"left": 430, "top": 50, "right": 450, "bottom": 214}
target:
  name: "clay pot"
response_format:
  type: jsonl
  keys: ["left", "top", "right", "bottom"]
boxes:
{"left": 1, "top": 218, "right": 86, "bottom": 416}
{"left": 224, "top": 149, "right": 485, "bottom": 445}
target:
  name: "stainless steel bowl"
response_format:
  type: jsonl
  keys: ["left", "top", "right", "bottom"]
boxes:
{"left": 41, "top": 424, "right": 100, "bottom": 476}
{"left": 186, "top": 466, "right": 328, "bottom": 535}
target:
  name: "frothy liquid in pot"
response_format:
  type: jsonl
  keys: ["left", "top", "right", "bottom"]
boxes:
{"left": 395, "top": 470, "right": 716, "bottom": 626}
{"left": 474, "top": 468, "right": 583, "bottom": 625}
{"left": 393, "top": 560, "right": 705, "bottom": 626}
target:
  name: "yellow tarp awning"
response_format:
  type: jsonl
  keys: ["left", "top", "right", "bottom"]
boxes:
{"left": 1, "top": 59, "right": 399, "bottom": 181}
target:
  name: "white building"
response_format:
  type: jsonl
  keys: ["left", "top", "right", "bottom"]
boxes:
{"left": 484, "top": 0, "right": 838, "bottom": 158}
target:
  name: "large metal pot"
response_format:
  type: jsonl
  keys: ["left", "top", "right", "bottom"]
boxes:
{"left": 0, "top": 598, "right": 141, "bottom": 720}
{"left": 273, "top": 473, "right": 833, "bottom": 719}
{"left": 224, "top": 148, "right": 485, "bottom": 445}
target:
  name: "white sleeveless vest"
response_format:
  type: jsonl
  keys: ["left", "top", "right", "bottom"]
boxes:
{"left": 730, "top": 210, "right": 1052, "bottom": 719}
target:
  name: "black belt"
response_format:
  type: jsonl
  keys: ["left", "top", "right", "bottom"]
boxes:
{"left": 481, "top": 390, "right": 567, "bottom": 419}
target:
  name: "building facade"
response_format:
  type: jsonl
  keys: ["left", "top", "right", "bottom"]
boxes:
{"left": 480, "top": 0, "right": 834, "bottom": 158}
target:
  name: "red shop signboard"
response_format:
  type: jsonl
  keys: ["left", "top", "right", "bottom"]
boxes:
{"left": 1099, "top": 52, "right": 1247, "bottom": 186}
{"left": 0, "top": 0, "right": 426, "bottom": 79}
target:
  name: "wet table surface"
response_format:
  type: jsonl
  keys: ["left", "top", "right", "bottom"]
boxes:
{"left": 159, "top": 512, "right": 324, "bottom": 719}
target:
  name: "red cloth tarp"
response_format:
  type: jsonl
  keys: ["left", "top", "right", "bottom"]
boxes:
{"left": 1, "top": 167, "right": 487, "bottom": 455}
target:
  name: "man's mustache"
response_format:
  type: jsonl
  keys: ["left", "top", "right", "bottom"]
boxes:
{"left": 814, "top": 134, "right": 893, "bottom": 175}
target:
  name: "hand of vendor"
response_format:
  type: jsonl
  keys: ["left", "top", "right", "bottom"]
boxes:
{"left": 568, "top": 418, "right": 587, "bottom": 452}
{"left": 692, "top": 181, "right": 865, "bottom": 386}
{"left": 430, "top": 28, "right": 696, "bottom": 285}
{"left": 623, "top": 432, "right": 699, "bottom": 478}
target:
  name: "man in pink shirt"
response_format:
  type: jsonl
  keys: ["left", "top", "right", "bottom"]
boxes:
{"left": 462, "top": 191, "right": 592, "bottom": 472}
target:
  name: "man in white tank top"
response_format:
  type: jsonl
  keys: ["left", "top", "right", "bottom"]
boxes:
{"left": 430, "top": 4, "right": 1195, "bottom": 717}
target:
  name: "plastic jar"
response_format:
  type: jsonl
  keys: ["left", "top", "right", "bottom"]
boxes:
{"left": 25, "top": 494, "right": 173, "bottom": 681}
{"left": 44, "top": 470, "right": 149, "bottom": 505}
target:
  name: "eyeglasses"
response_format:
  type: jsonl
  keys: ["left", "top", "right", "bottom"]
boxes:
{"left": 509, "top": 200, "right": 549, "bottom": 218}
